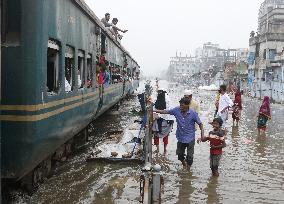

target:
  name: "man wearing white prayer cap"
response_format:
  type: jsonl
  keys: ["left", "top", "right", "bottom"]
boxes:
{"left": 184, "top": 89, "right": 200, "bottom": 114}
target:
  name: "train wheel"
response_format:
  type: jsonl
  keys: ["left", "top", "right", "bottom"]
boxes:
{"left": 65, "top": 141, "right": 72, "bottom": 157}
{"left": 21, "top": 171, "right": 34, "bottom": 194}
{"left": 84, "top": 127, "right": 89, "bottom": 142}
{"left": 21, "top": 167, "right": 42, "bottom": 194}
{"left": 33, "top": 168, "right": 42, "bottom": 186}
{"left": 43, "top": 157, "right": 52, "bottom": 178}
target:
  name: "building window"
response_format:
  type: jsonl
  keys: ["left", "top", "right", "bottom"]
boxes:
{"left": 255, "top": 44, "right": 260, "bottom": 57}
{"left": 269, "top": 49, "right": 276, "bottom": 60}
{"left": 87, "top": 54, "right": 93, "bottom": 88}
{"left": 47, "top": 39, "right": 60, "bottom": 94}
{"left": 65, "top": 46, "right": 75, "bottom": 92}
{"left": 263, "top": 49, "right": 266, "bottom": 59}
{"left": 78, "top": 50, "right": 85, "bottom": 88}
{"left": 1, "top": 0, "right": 21, "bottom": 45}
{"left": 101, "top": 34, "right": 106, "bottom": 54}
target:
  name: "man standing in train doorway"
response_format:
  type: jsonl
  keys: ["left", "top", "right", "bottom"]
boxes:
{"left": 154, "top": 97, "right": 204, "bottom": 170}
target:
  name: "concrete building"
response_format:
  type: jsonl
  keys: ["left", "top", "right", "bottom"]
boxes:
{"left": 248, "top": 0, "right": 284, "bottom": 103}
{"left": 193, "top": 43, "right": 249, "bottom": 86}
{"left": 236, "top": 48, "right": 249, "bottom": 63}
{"left": 167, "top": 52, "right": 197, "bottom": 81}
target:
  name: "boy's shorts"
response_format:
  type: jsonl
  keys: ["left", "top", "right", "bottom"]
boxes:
{"left": 210, "top": 154, "right": 222, "bottom": 170}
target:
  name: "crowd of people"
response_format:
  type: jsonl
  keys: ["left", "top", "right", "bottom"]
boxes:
{"left": 152, "top": 83, "right": 271, "bottom": 177}
{"left": 83, "top": 13, "right": 137, "bottom": 88}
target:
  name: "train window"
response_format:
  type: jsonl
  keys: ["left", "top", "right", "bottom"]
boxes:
{"left": 65, "top": 46, "right": 75, "bottom": 92}
{"left": 87, "top": 54, "right": 93, "bottom": 88}
{"left": 1, "top": 0, "right": 21, "bottom": 45}
{"left": 47, "top": 40, "right": 60, "bottom": 94}
{"left": 78, "top": 50, "right": 85, "bottom": 88}
{"left": 101, "top": 34, "right": 107, "bottom": 55}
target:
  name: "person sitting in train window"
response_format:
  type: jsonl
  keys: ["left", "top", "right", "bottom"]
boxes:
{"left": 77, "top": 70, "right": 82, "bottom": 89}
{"left": 87, "top": 78, "right": 92, "bottom": 88}
{"left": 97, "top": 63, "right": 104, "bottom": 86}
{"left": 99, "top": 51, "right": 106, "bottom": 65}
{"left": 101, "top": 13, "right": 112, "bottom": 27}
{"left": 111, "top": 18, "right": 128, "bottom": 40}
{"left": 102, "top": 65, "right": 110, "bottom": 87}
{"left": 65, "top": 77, "right": 71, "bottom": 92}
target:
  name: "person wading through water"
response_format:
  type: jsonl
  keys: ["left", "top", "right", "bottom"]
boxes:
{"left": 216, "top": 85, "right": 233, "bottom": 133}
{"left": 232, "top": 90, "right": 242, "bottom": 126}
{"left": 257, "top": 96, "right": 271, "bottom": 135}
{"left": 154, "top": 97, "right": 204, "bottom": 170}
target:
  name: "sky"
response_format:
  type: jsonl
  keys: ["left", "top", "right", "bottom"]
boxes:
{"left": 85, "top": 0, "right": 263, "bottom": 76}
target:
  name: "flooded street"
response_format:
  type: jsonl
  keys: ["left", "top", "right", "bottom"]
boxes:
{"left": 14, "top": 81, "right": 284, "bottom": 204}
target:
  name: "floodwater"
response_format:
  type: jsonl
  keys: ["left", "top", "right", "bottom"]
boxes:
{"left": 11, "top": 81, "right": 284, "bottom": 204}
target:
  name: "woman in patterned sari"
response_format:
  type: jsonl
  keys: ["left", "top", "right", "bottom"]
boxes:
{"left": 232, "top": 91, "right": 242, "bottom": 126}
{"left": 257, "top": 96, "right": 271, "bottom": 135}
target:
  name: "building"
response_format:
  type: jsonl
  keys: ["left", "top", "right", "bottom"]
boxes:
{"left": 248, "top": 0, "right": 284, "bottom": 102}
{"left": 194, "top": 42, "right": 249, "bottom": 86}
{"left": 167, "top": 52, "right": 197, "bottom": 81}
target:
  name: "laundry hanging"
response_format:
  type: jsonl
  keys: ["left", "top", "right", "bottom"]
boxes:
{"left": 152, "top": 117, "right": 174, "bottom": 138}
{"left": 155, "top": 90, "right": 167, "bottom": 110}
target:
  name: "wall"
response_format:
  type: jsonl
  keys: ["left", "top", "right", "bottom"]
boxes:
{"left": 249, "top": 80, "right": 284, "bottom": 103}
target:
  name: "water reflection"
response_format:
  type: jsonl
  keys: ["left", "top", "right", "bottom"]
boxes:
{"left": 231, "top": 126, "right": 239, "bottom": 137}
{"left": 205, "top": 177, "right": 220, "bottom": 204}
{"left": 255, "top": 133, "right": 267, "bottom": 158}
{"left": 176, "top": 172, "right": 194, "bottom": 204}
{"left": 92, "top": 176, "right": 128, "bottom": 204}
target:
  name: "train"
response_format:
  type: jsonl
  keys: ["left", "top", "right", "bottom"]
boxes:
{"left": 1, "top": 0, "right": 140, "bottom": 190}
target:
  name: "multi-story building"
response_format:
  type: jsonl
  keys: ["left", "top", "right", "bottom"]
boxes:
{"left": 167, "top": 53, "right": 197, "bottom": 80}
{"left": 236, "top": 48, "right": 249, "bottom": 63}
{"left": 194, "top": 43, "right": 248, "bottom": 85}
{"left": 248, "top": 0, "right": 284, "bottom": 102}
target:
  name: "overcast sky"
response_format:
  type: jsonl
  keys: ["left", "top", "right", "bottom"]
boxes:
{"left": 85, "top": 0, "right": 262, "bottom": 76}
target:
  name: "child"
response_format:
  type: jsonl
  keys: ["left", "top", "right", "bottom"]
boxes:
{"left": 200, "top": 118, "right": 226, "bottom": 176}
{"left": 257, "top": 96, "right": 271, "bottom": 135}
{"left": 232, "top": 91, "right": 242, "bottom": 126}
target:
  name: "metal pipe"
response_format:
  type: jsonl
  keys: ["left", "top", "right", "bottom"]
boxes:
{"left": 152, "top": 164, "right": 162, "bottom": 204}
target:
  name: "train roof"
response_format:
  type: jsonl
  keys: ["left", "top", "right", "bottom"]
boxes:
{"left": 73, "top": 0, "right": 139, "bottom": 66}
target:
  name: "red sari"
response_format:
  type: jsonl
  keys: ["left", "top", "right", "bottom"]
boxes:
{"left": 232, "top": 91, "right": 242, "bottom": 120}
{"left": 257, "top": 96, "right": 271, "bottom": 131}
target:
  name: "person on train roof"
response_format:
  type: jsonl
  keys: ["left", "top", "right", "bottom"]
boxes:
{"left": 111, "top": 18, "right": 128, "bottom": 40}
{"left": 101, "top": 13, "right": 112, "bottom": 27}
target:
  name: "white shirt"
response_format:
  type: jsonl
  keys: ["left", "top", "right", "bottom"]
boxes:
{"left": 218, "top": 93, "right": 233, "bottom": 114}
{"left": 65, "top": 78, "right": 71, "bottom": 92}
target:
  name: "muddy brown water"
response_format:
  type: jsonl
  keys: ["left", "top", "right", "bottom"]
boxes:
{"left": 8, "top": 83, "right": 284, "bottom": 204}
